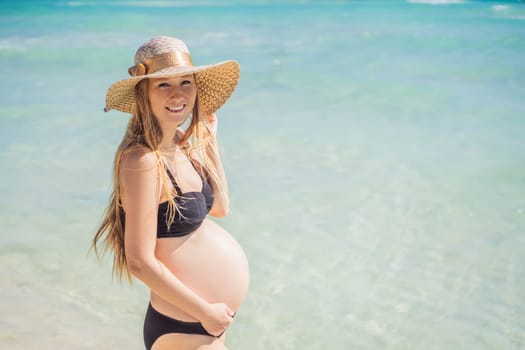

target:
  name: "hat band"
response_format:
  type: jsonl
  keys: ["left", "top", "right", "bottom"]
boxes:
{"left": 128, "top": 51, "right": 193, "bottom": 77}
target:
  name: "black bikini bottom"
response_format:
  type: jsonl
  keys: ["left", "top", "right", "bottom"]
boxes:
{"left": 143, "top": 303, "right": 214, "bottom": 350}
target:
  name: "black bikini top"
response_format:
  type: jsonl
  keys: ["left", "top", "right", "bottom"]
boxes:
{"left": 157, "top": 161, "right": 214, "bottom": 238}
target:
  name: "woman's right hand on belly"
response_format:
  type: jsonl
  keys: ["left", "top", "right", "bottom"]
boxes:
{"left": 201, "top": 302, "right": 235, "bottom": 337}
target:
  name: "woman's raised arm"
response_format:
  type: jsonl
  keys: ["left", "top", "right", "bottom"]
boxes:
{"left": 204, "top": 114, "right": 230, "bottom": 218}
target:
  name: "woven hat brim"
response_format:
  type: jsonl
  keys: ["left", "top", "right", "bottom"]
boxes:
{"left": 104, "top": 60, "right": 240, "bottom": 116}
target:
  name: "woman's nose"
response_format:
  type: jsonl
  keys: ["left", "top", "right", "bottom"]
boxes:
{"left": 169, "top": 86, "right": 182, "bottom": 98}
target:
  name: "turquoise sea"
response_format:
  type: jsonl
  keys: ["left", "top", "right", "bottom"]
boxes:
{"left": 1, "top": 0, "right": 524, "bottom": 349}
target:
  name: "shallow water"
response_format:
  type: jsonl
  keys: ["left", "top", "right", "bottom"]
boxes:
{"left": 1, "top": 1, "right": 524, "bottom": 349}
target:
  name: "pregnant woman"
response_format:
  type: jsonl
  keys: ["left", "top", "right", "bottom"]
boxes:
{"left": 93, "top": 36, "right": 249, "bottom": 350}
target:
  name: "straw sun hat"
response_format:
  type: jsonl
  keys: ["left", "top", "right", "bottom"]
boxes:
{"left": 104, "top": 36, "right": 240, "bottom": 116}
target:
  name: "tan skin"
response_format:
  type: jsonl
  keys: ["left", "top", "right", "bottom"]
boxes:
{"left": 121, "top": 75, "right": 249, "bottom": 349}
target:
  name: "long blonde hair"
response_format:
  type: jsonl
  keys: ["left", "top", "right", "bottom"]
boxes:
{"left": 92, "top": 78, "right": 228, "bottom": 282}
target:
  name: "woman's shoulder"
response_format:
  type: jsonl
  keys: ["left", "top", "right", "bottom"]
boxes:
{"left": 121, "top": 144, "right": 159, "bottom": 171}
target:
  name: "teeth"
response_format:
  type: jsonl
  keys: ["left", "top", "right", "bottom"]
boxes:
{"left": 166, "top": 105, "right": 184, "bottom": 112}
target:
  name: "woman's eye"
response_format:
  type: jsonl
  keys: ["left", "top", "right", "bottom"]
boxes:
{"left": 181, "top": 80, "right": 192, "bottom": 86}
{"left": 158, "top": 82, "right": 170, "bottom": 88}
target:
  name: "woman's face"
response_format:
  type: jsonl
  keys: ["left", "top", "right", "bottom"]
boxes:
{"left": 147, "top": 74, "right": 197, "bottom": 127}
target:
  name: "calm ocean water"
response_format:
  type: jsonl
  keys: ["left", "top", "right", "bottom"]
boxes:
{"left": 1, "top": 0, "right": 524, "bottom": 349}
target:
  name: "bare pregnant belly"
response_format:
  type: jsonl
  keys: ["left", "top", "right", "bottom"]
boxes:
{"left": 151, "top": 219, "right": 250, "bottom": 321}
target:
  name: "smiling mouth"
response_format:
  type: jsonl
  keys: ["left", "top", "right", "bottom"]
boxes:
{"left": 166, "top": 105, "right": 185, "bottom": 113}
